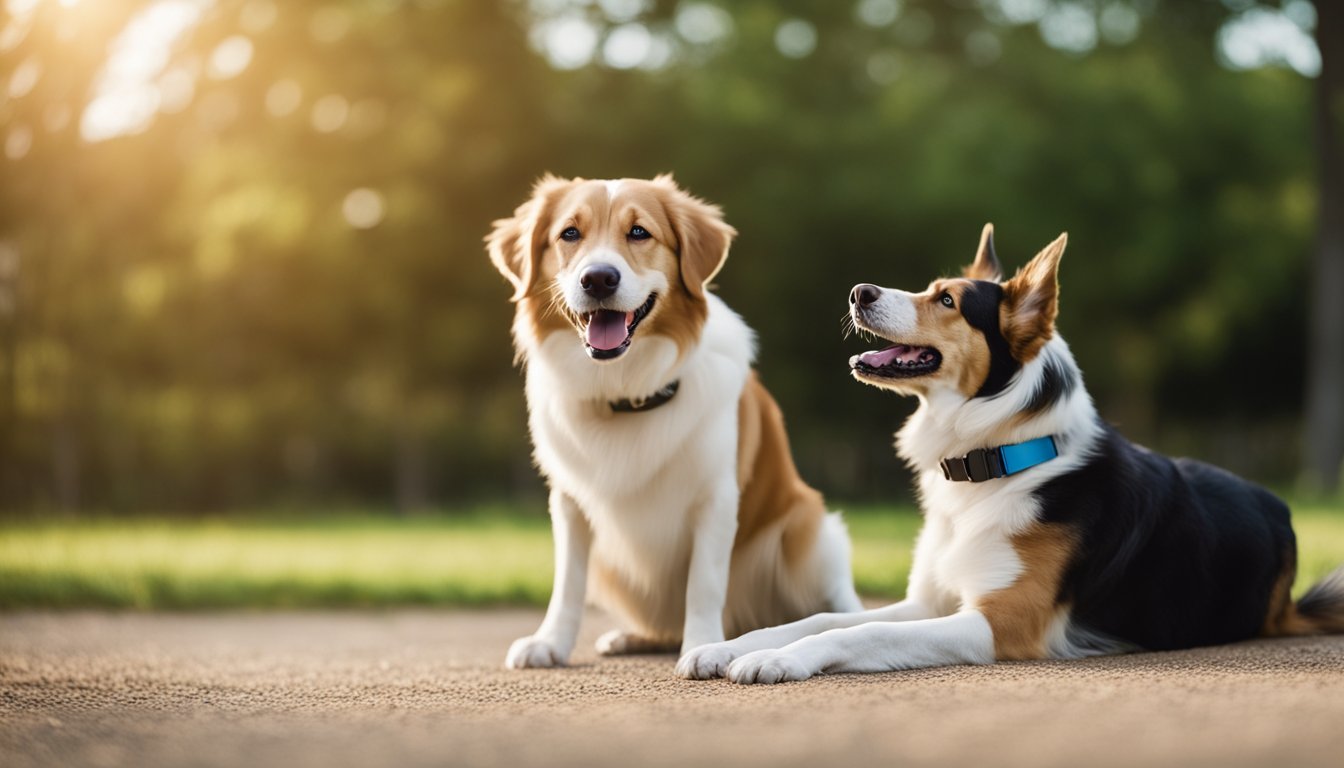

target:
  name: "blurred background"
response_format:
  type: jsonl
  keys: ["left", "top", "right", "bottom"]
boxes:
{"left": 1, "top": 0, "right": 1341, "bottom": 521}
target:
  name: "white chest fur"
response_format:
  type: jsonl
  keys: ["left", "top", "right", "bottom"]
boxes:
{"left": 522, "top": 296, "right": 755, "bottom": 583}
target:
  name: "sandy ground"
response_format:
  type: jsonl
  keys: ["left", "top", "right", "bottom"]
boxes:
{"left": 2, "top": 609, "right": 1343, "bottom": 768}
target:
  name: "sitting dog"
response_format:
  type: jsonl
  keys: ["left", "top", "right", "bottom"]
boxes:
{"left": 486, "top": 175, "right": 861, "bottom": 669}
{"left": 680, "top": 224, "right": 1344, "bottom": 683}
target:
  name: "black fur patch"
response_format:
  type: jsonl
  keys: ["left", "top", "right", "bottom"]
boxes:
{"left": 958, "top": 280, "right": 1019, "bottom": 398}
{"left": 1034, "top": 422, "right": 1293, "bottom": 651}
{"left": 1023, "top": 348, "right": 1077, "bottom": 415}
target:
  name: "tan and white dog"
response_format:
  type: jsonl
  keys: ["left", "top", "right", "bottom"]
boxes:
{"left": 486, "top": 175, "right": 861, "bottom": 671}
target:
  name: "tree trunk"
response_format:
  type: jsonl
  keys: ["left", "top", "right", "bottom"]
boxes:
{"left": 394, "top": 421, "right": 428, "bottom": 516}
{"left": 1304, "top": 0, "right": 1344, "bottom": 494}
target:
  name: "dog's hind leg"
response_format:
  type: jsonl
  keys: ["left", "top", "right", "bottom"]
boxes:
{"left": 595, "top": 630, "right": 680, "bottom": 656}
{"left": 817, "top": 512, "right": 863, "bottom": 613}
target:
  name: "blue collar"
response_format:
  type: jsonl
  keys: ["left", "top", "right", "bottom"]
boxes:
{"left": 939, "top": 436, "right": 1059, "bottom": 483}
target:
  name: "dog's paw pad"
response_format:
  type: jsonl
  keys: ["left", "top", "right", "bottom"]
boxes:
{"left": 505, "top": 636, "right": 566, "bottom": 669}
{"left": 726, "top": 650, "right": 812, "bottom": 685}
{"left": 676, "top": 642, "right": 739, "bottom": 679}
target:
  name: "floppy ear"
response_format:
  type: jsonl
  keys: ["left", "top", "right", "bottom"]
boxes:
{"left": 659, "top": 176, "right": 737, "bottom": 299}
{"left": 963, "top": 223, "right": 1002, "bottom": 281}
{"left": 1001, "top": 232, "right": 1066, "bottom": 362}
{"left": 485, "top": 175, "right": 572, "bottom": 301}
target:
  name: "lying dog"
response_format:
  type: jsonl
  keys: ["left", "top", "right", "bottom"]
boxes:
{"left": 680, "top": 224, "right": 1344, "bottom": 683}
{"left": 486, "top": 175, "right": 861, "bottom": 669}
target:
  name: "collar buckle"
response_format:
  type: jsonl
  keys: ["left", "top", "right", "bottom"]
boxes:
{"left": 940, "top": 447, "right": 1005, "bottom": 483}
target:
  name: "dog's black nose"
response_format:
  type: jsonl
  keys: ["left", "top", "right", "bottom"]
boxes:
{"left": 851, "top": 283, "right": 880, "bottom": 308}
{"left": 580, "top": 264, "right": 621, "bottom": 300}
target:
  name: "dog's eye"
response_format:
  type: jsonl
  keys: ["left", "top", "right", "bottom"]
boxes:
{"left": 940, "top": 292, "right": 955, "bottom": 308}
{"left": 560, "top": 227, "right": 581, "bottom": 242}
{"left": 628, "top": 225, "right": 650, "bottom": 241}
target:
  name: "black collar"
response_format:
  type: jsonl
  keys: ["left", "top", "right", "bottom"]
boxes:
{"left": 609, "top": 380, "right": 680, "bottom": 414}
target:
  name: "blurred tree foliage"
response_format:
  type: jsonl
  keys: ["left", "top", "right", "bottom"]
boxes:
{"left": 0, "top": 0, "right": 1329, "bottom": 513}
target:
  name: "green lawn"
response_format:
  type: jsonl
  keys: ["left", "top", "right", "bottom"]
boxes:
{"left": 1, "top": 504, "right": 1341, "bottom": 610}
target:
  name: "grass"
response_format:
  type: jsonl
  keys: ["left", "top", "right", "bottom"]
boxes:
{"left": 1, "top": 504, "right": 1341, "bottom": 610}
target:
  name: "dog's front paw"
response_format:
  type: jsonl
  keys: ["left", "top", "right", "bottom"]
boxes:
{"left": 676, "top": 641, "right": 740, "bottom": 680}
{"left": 726, "top": 649, "right": 813, "bottom": 685}
{"left": 505, "top": 635, "right": 568, "bottom": 669}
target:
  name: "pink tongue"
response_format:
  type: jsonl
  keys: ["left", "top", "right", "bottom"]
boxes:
{"left": 586, "top": 310, "right": 632, "bottom": 351}
{"left": 860, "top": 345, "right": 914, "bottom": 367}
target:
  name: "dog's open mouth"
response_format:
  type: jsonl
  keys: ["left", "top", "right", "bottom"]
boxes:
{"left": 582, "top": 294, "right": 656, "bottom": 360}
{"left": 850, "top": 344, "right": 942, "bottom": 379}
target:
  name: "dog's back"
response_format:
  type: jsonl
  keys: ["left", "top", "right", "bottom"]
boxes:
{"left": 1035, "top": 425, "right": 1299, "bottom": 651}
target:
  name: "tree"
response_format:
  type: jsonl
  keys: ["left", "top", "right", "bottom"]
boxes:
{"left": 1304, "top": 0, "right": 1343, "bottom": 493}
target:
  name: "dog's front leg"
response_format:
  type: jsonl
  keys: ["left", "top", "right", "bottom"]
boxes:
{"left": 679, "top": 482, "right": 739, "bottom": 655}
{"left": 505, "top": 490, "right": 591, "bottom": 669}
{"left": 677, "top": 599, "right": 934, "bottom": 679}
{"left": 726, "top": 610, "right": 996, "bottom": 684}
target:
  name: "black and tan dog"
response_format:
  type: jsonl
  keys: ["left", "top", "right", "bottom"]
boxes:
{"left": 679, "top": 225, "right": 1344, "bottom": 683}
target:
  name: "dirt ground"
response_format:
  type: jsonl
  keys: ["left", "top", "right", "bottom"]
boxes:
{"left": 2, "top": 609, "right": 1343, "bottom": 768}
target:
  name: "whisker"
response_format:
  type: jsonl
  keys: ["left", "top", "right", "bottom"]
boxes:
{"left": 839, "top": 311, "right": 857, "bottom": 340}
{"left": 542, "top": 284, "right": 578, "bottom": 325}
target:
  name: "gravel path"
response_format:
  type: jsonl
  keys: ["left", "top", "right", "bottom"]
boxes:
{"left": 3, "top": 609, "right": 1343, "bottom": 768}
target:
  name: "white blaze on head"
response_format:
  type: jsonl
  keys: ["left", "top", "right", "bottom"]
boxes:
{"left": 865, "top": 287, "right": 918, "bottom": 339}
{"left": 604, "top": 179, "right": 623, "bottom": 200}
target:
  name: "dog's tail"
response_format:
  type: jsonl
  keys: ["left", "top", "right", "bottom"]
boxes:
{"left": 1294, "top": 565, "right": 1344, "bottom": 634}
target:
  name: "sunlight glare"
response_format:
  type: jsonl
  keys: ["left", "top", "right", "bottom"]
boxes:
{"left": 5, "top": 124, "right": 33, "bottom": 160}
{"left": 266, "top": 79, "right": 303, "bottom": 117}
{"left": 1039, "top": 4, "right": 1097, "bottom": 54}
{"left": 674, "top": 3, "right": 733, "bottom": 45}
{"left": 4, "top": 0, "right": 41, "bottom": 15}
{"left": 0, "top": 15, "right": 33, "bottom": 53}
{"left": 207, "top": 35, "right": 254, "bottom": 80}
{"left": 537, "top": 16, "right": 598, "bottom": 70}
{"left": 774, "top": 18, "right": 817, "bottom": 59}
{"left": 603, "top": 23, "right": 651, "bottom": 69}
{"left": 80, "top": 0, "right": 212, "bottom": 143}
{"left": 240, "top": 0, "right": 278, "bottom": 34}
{"left": 1217, "top": 5, "right": 1321, "bottom": 77}
{"left": 7, "top": 57, "right": 41, "bottom": 99}
{"left": 855, "top": 0, "right": 901, "bottom": 29}
{"left": 159, "top": 67, "right": 196, "bottom": 113}
{"left": 342, "top": 188, "right": 385, "bottom": 230}
{"left": 311, "top": 94, "right": 350, "bottom": 133}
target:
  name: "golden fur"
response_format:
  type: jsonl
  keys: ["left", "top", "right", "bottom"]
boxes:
{"left": 975, "top": 525, "right": 1077, "bottom": 660}
{"left": 487, "top": 175, "right": 859, "bottom": 667}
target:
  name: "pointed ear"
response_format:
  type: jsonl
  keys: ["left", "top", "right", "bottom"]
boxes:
{"left": 662, "top": 182, "right": 737, "bottom": 299}
{"left": 1001, "top": 233, "right": 1066, "bottom": 361}
{"left": 963, "top": 223, "right": 1002, "bottom": 281}
{"left": 485, "top": 175, "right": 572, "bottom": 301}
